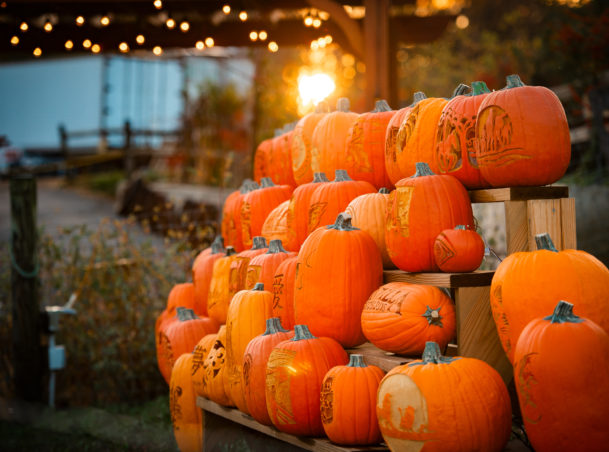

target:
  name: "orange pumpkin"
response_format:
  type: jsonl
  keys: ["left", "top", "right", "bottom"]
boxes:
{"left": 433, "top": 225, "right": 485, "bottom": 272}
{"left": 207, "top": 247, "right": 239, "bottom": 324}
{"left": 345, "top": 99, "right": 397, "bottom": 190}
{"left": 170, "top": 353, "right": 203, "bottom": 452}
{"left": 490, "top": 232, "right": 609, "bottom": 363}
{"left": 227, "top": 236, "right": 268, "bottom": 300}
{"left": 261, "top": 200, "right": 290, "bottom": 247}
{"left": 222, "top": 180, "right": 258, "bottom": 252}
{"left": 192, "top": 236, "right": 224, "bottom": 316}
{"left": 269, "top": 129, "right": 297, "bottom": 187}
{"left": 266, "top": 324, "right": 349, "bottom": 436}
{"left": 295, "top": 213, "right": 383, "bottom": 347}
{"left": 271, "top": 256, "right": 298, "bottom": 330}
{"left": 243, "top": 317, "right": 294, "bottom": 425}
{"left": 201, "top": 325, "right": 231, "bottom": 405}
{"left": 311, "top": 98, "right": 359, "bottom": 177}
{"left": 377, "top": 342, "right": 511, "bottom": 452}
{"left": 253, "top": 139, "right": 272, "bottom": 183}
{"left": 361, "top": 282, "right": 456, "bottom": 355}
{"left": 291, "top": 102, "right": 329, "bottom": 185}
{"left": 476, "top": 74, "right": 571, "bottom": 188}
{"left": 245, "top": 239, "right": 294, "bottom": 291}
{"left": 191, "top": 333, "right": 217, "bottom": 397}
{"left": 514, "top": 301, "right": 609, "bottom": 452}
{"left": 385, "top": 162, "right": 474, "bottom": 272}
{"left": 321, "top": 354, "right": 385, "bottom": 445}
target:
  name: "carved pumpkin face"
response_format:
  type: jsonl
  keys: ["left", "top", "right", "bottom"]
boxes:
{"left": 170, "top": 353, "right": 203, "bottom": 452}
{"left": 385, "top": 106, "right": 412, "bottom": 184}
{"left": 202, "top": 325, "right": 232, "bottom": 406}
{"left": 191, "top": 333, "right": 216, "bottom": 397}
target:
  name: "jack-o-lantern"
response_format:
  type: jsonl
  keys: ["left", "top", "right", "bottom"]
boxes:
{"left": 433, "top": 225, "right": 485, "bottom": 272}
{"left": 291, "top": 102, "right": 329, "bottom": 185}
{"left": 202, "top": 325, "right": 232, "bottom": 406}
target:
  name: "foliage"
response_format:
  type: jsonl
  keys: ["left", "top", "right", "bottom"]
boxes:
{"left": 70, "top": 170, "right": 126, "bottom": 198}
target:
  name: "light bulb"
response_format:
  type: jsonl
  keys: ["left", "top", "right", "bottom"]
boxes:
{"left": 258, "top": 30, "right": 267, "bottom": 41}
{"left": 83, "top": 39, "right": 92, "bottom": 48}
{"left": 239, "top": 11, "right": 247, "bottom": 21}
{"left": 65, "top": 40, "right": 74, "bottom": 50}
{"left": 100, "top": 16, "right": 110, "bottom": 26}
{"left": 76, "top": 16, "right": 85, "bottom": 26}
{"left": 153, "top": 0, "right": 163, "bottom": 9}
{"left": 268, "top": 41, "right": 278, "bottom": 52}
{"left": 91, "top": 43, "right": 101, "bottom": 53}
{"left": 33, "top": 47, "right": 42, "bottom": 57}
{"left": 195, "top": 41, "right": 204, "bottom": 50}
{"left": 205, "top": 37, "right": 214, "bottom": 47}
{"left": 180, "top": 21, "right": 189, "bottom": 32}
{"left": 222, "top": 5, "right": 231, "bottom": 14}
{"left": 20, "top": 22, "right": 28, "bottom": 31}
{"left": 136, "top": 34, "right": 145, "bottom": 45}
{"left": 166, "top": 18, "right": 175, "bottom": 29}
{"left": 153, "top": 46, "right": 162, "bottom": 55}
{"left": 43, "top": 21, "right": 53, "bottom": 32}
{"left": 119, "top": 42, "right": 129, "bottom": 53}
{"left": 249, "top": 31, "right": 258, "bottom": 41}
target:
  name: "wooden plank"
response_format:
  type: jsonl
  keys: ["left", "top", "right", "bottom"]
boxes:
{"left": 469, "top": 186, "right": 569, "bottom": 203}
{"left": 560, "top": 197, "right": 577, "bottom": 249}
{"left": 345, "top": 342, "right": 414, "bottom": 373}
{"left": 526, "top": 199, "right": 563, "bottom": 251}
{"left": 504, "top": 200, "right": 529, "bottom": 254}
{"left": 383, "top": 270, "right": 494, "bottom": 288}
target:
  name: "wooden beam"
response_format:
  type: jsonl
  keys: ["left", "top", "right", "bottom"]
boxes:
{"left": 363, "top": 0, "right": 390, "bottom": 109}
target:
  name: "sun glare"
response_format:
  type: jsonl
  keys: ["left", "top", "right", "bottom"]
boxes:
{"left": 298, "top": 73, "right": 336, "bottom": 107}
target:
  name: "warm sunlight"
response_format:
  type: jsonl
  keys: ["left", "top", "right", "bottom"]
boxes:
{"left": 298, "top": 72, "right": 336, "bottom": 107}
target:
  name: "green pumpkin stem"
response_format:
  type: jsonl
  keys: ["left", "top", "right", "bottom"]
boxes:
{"left": 252, "top": 236, "right": 267, "bottom": 250}
{"left": 334, "top": 169, "right": 352, "bottom": 182}
{"left": 412, "top": 162, "right": 435, "bottom": 177}
{"left": 267, "top": 239, "right": 287, "bottom": 254}
{"left": 471, "top": 81, "right": 491, "bottom": 96}
{"left": 337, "top": 97, "right": 350, "bottom": 112}
{"left": 544, "top": 300, "right": 584, "bottom": 324}
{"left": 211, "top": 236, "right": 225, "bottom": 254}
{"left": 347, "top": 354, "right": 367, "bottom": 368}
{"left": 225, "top": 246, "right": 236, "bottom": 256}
{"left": 315, "top": 101, "right": 330, "bottom": 114}
{"left": 535, "top": 233, "right": 558, "bottom": 252}
{"left": 177, "top": 307, "right": 198, "bottom": 321}
{"left": 372, "top": 99, "right": 392, "bottom": 113}
{"left": 379, "top": 187, "right": 390, "bottom": 194}
{"left": 252, "top": 282, "right": 265, "bottom": 291}
{"left": 455, "top": 225, "right": 467, "bottom": 231}
{"left": 244, "top": 180, "right": 259, "bottom": 192}
{"left": 506, "top": 74, "right": 525, "bottom": 89}
{"left": 452, "top": 83, "right": 470, "bottom": 97}
{"left": 411, "top": 92, "right": 427, "bottom": 106}
{"left": 328, "top": 212, "right": 359, "bottom": 231}
{"left": 260, "top": 177, "right": 275, "bottom": 188}
{"left": 313, "top": 172, "right": 329, "bottom": 183}
{"left": 293, "top": 324, "right": 316, "bottom": 341}
{"left": 422, "top": 306, "right": 444, "bottom": 327}
{"left": 421, "top": 341, "right": 456, "bottom": 364}
{"left": 263, "top": 317, "right": 289, "bottom": 336}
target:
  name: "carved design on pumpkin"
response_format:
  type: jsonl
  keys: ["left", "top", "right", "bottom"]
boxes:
{"left": 396, "top": 187, "right": 414, "bottom": 237}
{"left": 308, "top": 202, "right": 328, "bottom": 232}
{"left": 246, "top": 265, "right": 262, "bottom": 290}
{"left": 242, "top": 352, "right": 253, "bottom": 387}
{"left": 272, "top": 273, "right": 284, "bottom": 309}
{"left": 319, "top": 375, "right": 335, "bottom": 424}
{"left": 436, "top": 108, "right": 478, "bottom": 173}
{"left": 170, "top": 384, "right": 183, "bottom": 426}
{"left": 191, "top": 345, "right": 206, "bottom": 376}
{"left": 266, "top": 348, "right": 298, "bottom": 425}
{"left": 396, "top": 105, "right": 420, "bottom": 152}
{"left": 386, "top": 125, "right": 399, "bottom": 163}
{"left": 516, "top": 352, "right": 542, "bottom": 425}
{"left": 205, "top": 340, "right": 225, "bottom": 379}
{"left": 241, "top": 201, "right": 252, "bottom": 245}
{"left": 476, "top": 105, "right": 529, "bottom": 168}
{"left": 364, "top": 295, "right": 403, "bottom": 314}
{"left": 490, "top": 283, "right": 512, "bottom": 354}
{"left": 345, "top": 122, "right": 373, "bottom": 174}
{"left": 433, "top": 232, "right": 456, "bottom": 265}
{"left": 377, "top": 390, "right": 433, "bottom": 440}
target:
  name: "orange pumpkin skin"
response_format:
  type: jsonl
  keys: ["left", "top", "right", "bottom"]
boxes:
{"left": 225, "top": 283, "right": 274, "bottom": 413}
{"left": 311, "top": 98, "right": 359, "bottom": 177}
{"left": 436, "top": 81, "right": 492, "bottom": 189}
{"left": 385, "top": 103, "right": 415, "bottom": 186}
{"left": 377, "top": 342, "right": 511, "bottom": 452}
{"left": 253, "top": 138, "right": 272, "bottom": 183}
{"left": 243, "top": 318, "right": 294, "bottom": 425}
{"left": 514, "top": 301, "right": 609, "bottom": 452}
{"left": 308, "top": 170, "right": 375, "bottom": 234}
{"left": 223, "top": 181, "right": 258, "bottom": 252}
{"left": 295, "top": 213, "right": 383, "bottom": 348}
{"left": 344, "top": 100, "right": 397, "bottom": 190}
{"left": 269, "top": 131, "right": 297, "bottom": 187}
{"left": 272, "top": 256, "right": 298, "bottom": 330}
{"left": 266, "top": 325, "right": 349, "bottom": 436}
{"left": 245, "top": 239, "right": 294, "bottom": 291}
{"left": 361, "top": 282, "right": 456, "bottom": 356}
{"left": 170, "top": 353, "right": 203, "bottom": 452}
{"left": 261, "top": 200, "right": 291, "bottom": 247}
{"left": 207, "top": 247, "right": 239, "bottom": 324}
{"left": 201, "top": 325, "right": 231, "bottom": 405}
{"left": 221, "top": 189, "right": 241, "bottom": 248}
{"left": 386, "top": 163, "right": 474, "bottom": 272}
{"left": 291, "top": 103, "right": 329, "bottom": 185}
{"left": 433, "top": 225, "right": 485, "bottom": 273}
{"left": 345, "top": 188, "right": 393, "bottom": 268}
{"left": 191, "top": 333, "right": 217, "bottom": 397}
{"left": 321, "top": 354, "right": 385, "bottom": 445}
{"left": 227, "top": 236, "right": 268, "bottom": 301}
{"left": 241, "top": 177, "right": 293, "bottom": 250}
{"left": 490, "top": 233, "right": 609, "bottom": 363}
{"left": 192, "top": 236, "right": 224, "bottom": 316}
{"left": 475, "top": 74, "right": 571, "bottom": 188}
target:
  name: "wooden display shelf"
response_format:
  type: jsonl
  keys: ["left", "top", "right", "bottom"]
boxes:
{"left": 345, "top": 342, "right": 414, "bottom": 372}
{"left": 383, "top": 269, "right": 494, "bottom": 287}
{"left": 468, "top": 185, "right": 569, "bottom": 203}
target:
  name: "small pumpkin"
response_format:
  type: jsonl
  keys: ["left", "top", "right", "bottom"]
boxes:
{"left": 201, "top": 325, "right": 231, "bottom": 406}
{"left": 207, "top": 246, "right": 239, "bottom": 324}
{"left": 261, "top": 200, "right": 291, "bottom": 247}
{"left": 191, "top": 333, "right": 217, "bottom": 398}
{"left": 192, "top": 236, "right": 224, "bottom": 316}
{"left": 291, "top": 102, "right": 330, "bottom": 185}
{"left": 227, "top": 236, "right": 268, "bottom": 300}
{"left": 271, "top": 256, "right": 298, "bottom": 330}
{"left": 433, "top": 225, "right": 485, "bottom": 272}
{"left": 170, "top": 353, "right": 203, "bottom": 452}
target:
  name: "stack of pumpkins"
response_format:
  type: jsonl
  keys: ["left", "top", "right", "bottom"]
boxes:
{"left": 156, "top": 74, "right": 609, "bottom": 452}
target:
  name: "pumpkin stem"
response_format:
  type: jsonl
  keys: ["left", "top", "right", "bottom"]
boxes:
{"left": 379, "top": 187, "right": 390, "bottom": 194}
{"left": 260, "top": 177, "right": 275, "bottom": 188}
{"left": 455, "top": 225, "right": 467, "bottom": 231}
{"left": 239, "top": 179, "right": 251, "bottom": 194}
{"left": 544, "top": 300, "right": 584, "bottom": 324}
{"left": 411, "top": 92, "right": 427, "bottom": 107}
{"left": 412, "top": 162, "right": 435, "bottom": 178}
{"left": 177, "top": 307, "right": 198, "bottom": 321}
{"left": 337, "top": 97, "right": 350, "bottom": 112}
{"left": 328, "top": 212, "right": 359, "bottom": 231}
{"left": 471, "top": 81, "right": 491, "bottom": 96}
{"left": 293, "top": 324, "right": 316, "bottom": 341}
{"left": 334, "top": 169, "right": 352, "bottom": 182}
{"left": 267, "top": 239, "right": 287, "bottom": 254}
{"left": 506, "top": 74, "right": 525, "bottom": 89}
{"left": 225, "top": 246, "right": 236, "bottom": 256}
{"left": 211, "top": 236, "right": 225, "bottom": 254}
{"left": 535, "top": 233, "right": 558, "bottom": 252}
{"left": 420, "top": 341, "right": 457, "bottom": 365}
{"left": 252, "top": 282, "right": 265, "bottom": 291}
{"left": 244, "top": 180, "right": 259, "bottom": 192}
{"left": 422, "top": 306, "right": 444, "bottom": 327}
{"left": 452, "top": 83, "right": 470, "bottom": 97}
{"left": 372, "top": 99, "right": 392, "bottom": 112}
{"left": 315, "top": 101, "right": 330, "bottom": 114}
{"left": 347, "top": 354, "right": 367, "bottom": 368}
{"left": 263, "top": 317, "right": 289, "bottom": 336}
{"left": 252, "top": 236, "right": 268, "bottom": 250}
{"left": 313, "top": 172, "right": 330, "bottom": 183}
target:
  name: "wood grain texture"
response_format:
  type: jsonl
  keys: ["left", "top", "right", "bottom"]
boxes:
{"left": 527, "top": 199, "right": 564, "bottom": 251}
{"left": 560, "top": 197, "right": 577, "bottom": 249}
{"left": 469, "top": 186, "right": 569, "bottom": 203}
{"left": 345, "top": 342, "right": 414, "bottom": 372}
{"left": 505, "top": 200, "right": 529, "bottom": 254}
{"left": 383, "top": 270, "right": 494, "bottom": 287}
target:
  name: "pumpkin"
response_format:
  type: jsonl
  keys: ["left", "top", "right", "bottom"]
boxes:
{"left": 245, "top": 239, "right": 294, "bottom": 291}
{"left": 321, "top": 354, "right": 385, "bottom": 445}
{"left": 490, "top": 232, "right": 609, "bottom": 363}
{"left": 227, "top": 236, "right": 268, "bottom": 300}
{"left": 291, "top": 102, "right": 329, "bottom": 185}
{"left": 361, "top": 282, "right": 456, "bottom": 355}
{"left": 436, "top": 81, "right": 492, "bottom": 188}
{"left": 243, "top": 317, "right": 294, "bottom": 425}
{"left": 170, "top": 353, "right": 203, "bottom": 452}
{"left": 266, "top": 324, "right": 349, "bottom": 436}
{"left": 192, "top": 236, "right": 224, "bottom": 316}
{"left": 514, "top": 301, "right": 609, "bottom": 452}
{"left": 241, "top": 177, "right": 293, "bottom": 249}
{"left": 311, "top": 97, "right": 359, "bottom": 177}
{"left": 476, "top": 74, "right": 571, "bottom": 188}
{"left": 284, "top": 172, "right": 330, "bottom": 251}
{"left": 253, "top": 139, "right": 272, "bottom": 184}
{"left": 377, "top": 341, "right": 511, "bottom": 452}
{"left": 269, "top": 128, "right": 297, "bottom": 187}
{"left": 308, "top": 169, "right": 375, "bottom": 234}
{"left": 271, "top": 256, "right": 298, "bottom": 330}
{"left": 207, "top": 246, "right": 239, "bottom": 324}
{"left": 222, "top": 180, "right": 258, "bottom": 252}
{"left": 345, "top": 188, "right": 393, "bottom": 268}
{"left": 191, "top": 333, "right": 217, "bottom": 397}
{"left": 295, "top": 213, "right": 383, "bottom": 347}
{"left": 261, "top": 200, "right": 291, "bottom": 247}
{"left": 433, "top": 225, "right": 485, "bottom": 273}
{"left": 345, "top": 99, "right": 397, "bottom": 190}
{"left": 385, "top": 162, "right": 474, "bottom": 272}
{"left": 202, "top": 325, "right": 231, "bottom": 405}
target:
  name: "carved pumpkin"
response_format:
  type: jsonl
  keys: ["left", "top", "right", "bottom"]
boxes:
{"left": 202, "top": 325, "right": 231, "bottom": 405}
{"left": 291, "top": 102, "right": 329, "bottom": 185}
{"left": 476, "top": 74, "right": 571, "bottom": 187}
{"left": 225, "top": 283, "right": 274, "bottom": 413}
{"left": 377, "top": 342, "right": 511, "bottom": 452}
{"left": 192, "top": 236, "right": 224, "bottom": 316}
{"left": 345, "top": 100, "right": 397, "bottom": 190}
{"left": 321, "top": 354, "right": 385, "bottom": 445}
{"left": 308, "top": 169, "right": 375, "bottom": 234}
{"left": 490, "top": 232, "right": 609, "bottom": 363}
{"left": 170, "top": 353, "right": 203, "bottom": 452}
{"left": 261, "top": 200, "right": 291, "bottom": 247}
{"left": 433, "top": 225, "right": 485, "bottom": 273}
{"left": 191, "top": 333, "right": 217, "bottom": 398}
{"left": 269, "top": 128, "right": 297, "bottom": 187}
{"left": 361, "top": 282, "right": 456, "bottom": 355}
{"left": 253, "top": 139, "right": 272, "bottom": 183}
{"left": 227, "top": 236, "right": 268, "bottom": 301}
{"left": 345, "top": 188, "right": 393, "bottom": 268}
{"left": 271, "top": 256, "right": 298, "bottom": 330}
{"left": 295, "top": 213, "right": 383, "bottom": 347}
{"left": 240, "top": 177, "right": 293, "bottom": 249}
{"left": 207, "top": 247, "right": 239, "bottom": 324}
{"left": 311, "top": 98, "right": 359, "bottom": 177}
{"left": 243, "top": 317, "right": 294, "bottom": 425}
{"left": 245, "top": 239, "right": 294, "bottom": 291}
{"left": 385, "top": 162, "right": 474, "bottom": 272}
{"left": 266, "top": 324, "right": 349, "bottom": 436}
{"left": 514, "top": 301, "right": 609, "bottom": 452}
{"left": 222, "top": 180, "right": 258, "bottom": 252}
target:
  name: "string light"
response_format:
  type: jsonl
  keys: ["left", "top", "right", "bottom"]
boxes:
{"left": 204, "top": 37, "right": 214, "bottom": 47}
{"left": 100, "top": 16, "right": 110, "bottom": 26}
{"left": 239, "top": 11, "right": 247, "bottom": 21}
{"left": 43, "top": 21, "right": 53, "bottom": 32}
{"left": 166, "top": 18, "right": 175, "bottom": 29}
{"left": 136, "top": 34, "right": 145, "bottom": 45}
{"left": 65, "top": 40, "right": 74, "bottom": 50}
{"left": 304, "top": 16, "right": 313, "bottom": 26}
{"left": 10, "top": 36, "right": 19, "bottom": 45}
{"left": 324, "top": 35, "right": 333, "bottom": 44}
{"left": 83, "top": 39, "right": 92, "bottom": 49}
{"left": 33, "top": 47, "right": 42, "bottom": 57}
{"left": 91, "top": 43, "right": 101, "bottom": 53}
{"left": 119, "top": 42, "right": 129, "bottom": 53}
{"left": 153, "top": 0, "right": 163, "bottom": 9}
{"left": 258, "top": 30, "right": 267, "bottom": 41}
{"left": 268, "top": 41, "right": 278, "bottom": 52}
{"left": 310, "top": 40, "right": 319, "bottom": 50}
{"left": 76, "top": 16, "right": 85, "bottom": 26}
{"left": 195, "top": 40, "right": 204, "bottom": 50}
{"left": 312, "top": 18, "right": 321, "bottom": 28}
{"left": 180, "top": 21, "right": 190, "bottom": 32}
{"left": 153, "top": 45, "right": 163, "bottom": 55}
{"left": 249, "top": 31, "right": 258, "bottom": 41}
{"left": 222, "top": 4, "right": 231, "bottom": 14}
{"left": 20, "top": 22, "right": 28, "bottom": 31}
{"left": 456, "top": 15, "right": 469, "bottom": 29}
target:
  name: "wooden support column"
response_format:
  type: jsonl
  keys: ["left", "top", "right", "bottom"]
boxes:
{"left": 364, "top": 0, "right": 390, "bottom": 110}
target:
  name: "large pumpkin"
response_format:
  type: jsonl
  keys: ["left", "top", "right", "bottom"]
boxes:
{"left": 170, "top": 353, "right": 203, "bottom": 452}
{"left": 245, "top": 239, "right": 294, "bottom": 291}
{"left": 514, "top": 301, "right": 609, "bottom": 452}
{"left": 271, "top": 256, "right": 298, "bottom": 330}
{"left": 243, "top": 317, "right": 294, "bottom": 425}
{"left": 385, "top": 162, "right": 474, "bottom": 272}
{"left": 269, "top": 128, "right": 297, "bottom": 187}
{"left": 261, "top": 200, "right": 291, "bottom": 248}
{"left": 266, "top": 324, "right": 349, "bottom": 436}
{"left": 291, "top": 102, "right": 329, "bottom": 185}
{"left": 253, "top": 139, "right": 272, "bottom": 183}
{"left": 227, "top": 236, "right": 268, "bottom": 300}
{"left": 191, "top": 333, "right": 217, "bottom": 398}
{"left": 377, "top": 342, "right": 511, "bottom": 452}
{"left": 321, "top": 354, "right": 385, "bottom": 445}
{"left": 475, "top": 74, "right": 571, "bottom": 188}
{"left": 361, "top": 282, "right": 456, "bottom": 356}
{"left": 201, "top": 325, "right": 231, "bottom": 406}
{"left": 222, "top": 180, "right": 258, "bottom": 252}
{"left": 295, "top": 213, "right": 383, "bottom": 347}
{"left": 490, "top": 232, "right": 609, "bottom": 363}
{"left": 207, "top": 247, "right": 239, "bottom": 324}
{"left": 433, "top": 225, "right": 485, "bottom": 273}
{"left": 344, "top": 99, "right": 397, "bottom": 190}
{"left": 192, "top": 236, "right": 224, "bottom": 316}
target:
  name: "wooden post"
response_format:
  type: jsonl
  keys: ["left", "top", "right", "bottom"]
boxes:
{"left": 10, "top": 174, "right": 43, "bottom": 402}
{"left": 58, "top": 124, "right": 72, "bottom": 183}
{"left": 123, "top": 120, "right": 134, "bottom": 179}
{"left": 363, "top": 0, "right": 390, "bottom": 110}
